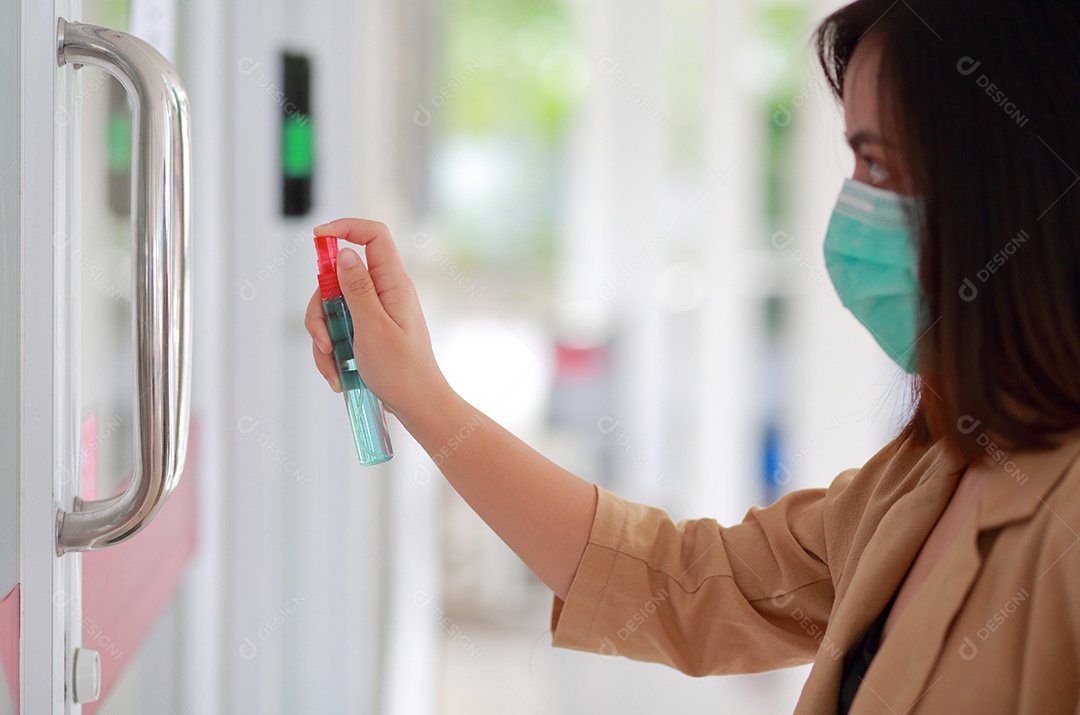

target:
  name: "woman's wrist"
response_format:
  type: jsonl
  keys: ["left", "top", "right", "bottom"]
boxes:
{"left": 393, "top": 371, "right": 466, "bottom": 444}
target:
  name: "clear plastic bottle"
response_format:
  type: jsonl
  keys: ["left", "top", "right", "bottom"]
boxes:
{"left": 314, "top": 235, "right": 393, "bottom": 465}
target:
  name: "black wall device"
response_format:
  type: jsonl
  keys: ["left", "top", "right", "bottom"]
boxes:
{"left": 282, "top": 53, "right": 313, "bottom": 216}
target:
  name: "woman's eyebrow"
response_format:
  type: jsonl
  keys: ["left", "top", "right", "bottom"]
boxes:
{"left": 845, "top": 129, "right": 888, "bottom": 151}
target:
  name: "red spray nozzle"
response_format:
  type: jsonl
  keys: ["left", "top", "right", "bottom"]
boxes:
{"left": 315, "top": 235, "right": 342, "bottom": 300}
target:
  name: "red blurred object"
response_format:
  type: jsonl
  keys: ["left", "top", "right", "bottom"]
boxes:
{"left": 555, "top": 342, "right": 607, "bottom": 380}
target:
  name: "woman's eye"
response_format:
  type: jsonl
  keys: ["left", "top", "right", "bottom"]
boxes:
{"left": 867, "top": 160, "right": 891, "bottom": 184}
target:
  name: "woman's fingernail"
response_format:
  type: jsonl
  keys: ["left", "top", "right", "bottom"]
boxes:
{"left": 313, "top": 222, "right": 330, "bottom": 233}
{"left": 330, "top": 375, "right": 342, "bottom": 393}
{"left": 318, "top": 338, "right": 332, "bottom": 354}
{"left": 338, "top": 247, "right": 360, "bottom": 269}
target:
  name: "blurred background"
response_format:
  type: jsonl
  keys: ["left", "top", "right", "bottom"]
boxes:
{"left": 7, "top": 0, "right": 916, "bottom": 712}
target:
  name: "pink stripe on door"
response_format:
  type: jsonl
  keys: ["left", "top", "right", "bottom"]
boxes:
{"left": 81, "top": 419, "right": 200, "bottom": 713}
{"left": 0, "top": 584, "right": 18, "bottom": 713}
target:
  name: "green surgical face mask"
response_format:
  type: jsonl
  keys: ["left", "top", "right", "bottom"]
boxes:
{"left": 823, "top": 178, "right": 926, "bottom": 374}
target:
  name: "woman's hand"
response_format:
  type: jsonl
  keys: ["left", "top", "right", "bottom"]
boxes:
{"left": 304, "top": 218, "right": 450, "bottom": 422}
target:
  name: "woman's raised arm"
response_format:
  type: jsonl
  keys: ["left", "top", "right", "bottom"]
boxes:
{"left": 304, "top": 218, "right": 598, "bottom": 600}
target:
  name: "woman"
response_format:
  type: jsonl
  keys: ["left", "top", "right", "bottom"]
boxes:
{"left": 305, "top": 0, "right": 1080, "bottom": 711}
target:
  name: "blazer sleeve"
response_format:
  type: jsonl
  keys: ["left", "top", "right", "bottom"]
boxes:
{"left": 549, "top": 474, "right": 859, "bottom": 676}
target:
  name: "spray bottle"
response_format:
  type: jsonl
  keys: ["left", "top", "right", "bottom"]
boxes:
{"left": 314, "top": 235, "right": 394, "bottom": 465}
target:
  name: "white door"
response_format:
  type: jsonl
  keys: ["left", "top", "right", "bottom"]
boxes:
{"left": 3, "top": 1, "right": 195, "bottom": 712}
{"left": 4, "top": 0, "right": 431, "bottom": 711}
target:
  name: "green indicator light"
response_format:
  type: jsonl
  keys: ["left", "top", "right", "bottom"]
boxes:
{"left": 108, "top": 113, "right": 132, "bottom": 174}
{"left": 282, "top": 115, "right": 314, "bottom": 178}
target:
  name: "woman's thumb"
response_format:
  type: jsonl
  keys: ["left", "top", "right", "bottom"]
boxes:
{"left": 336, "top": 247, "right": 383, "bottom": 320}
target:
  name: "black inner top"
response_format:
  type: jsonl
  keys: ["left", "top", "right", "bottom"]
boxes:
{"left": 837, "top": 595, "right": 897, "bottom": 714}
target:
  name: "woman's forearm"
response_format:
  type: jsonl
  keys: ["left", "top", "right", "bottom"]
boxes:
{"left": 397, "top": 385, "right": 598, "bottom": 601}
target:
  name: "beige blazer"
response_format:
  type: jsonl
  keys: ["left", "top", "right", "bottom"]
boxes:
{"left": 551, "top": 430, "right": 1080, "bottom": 713}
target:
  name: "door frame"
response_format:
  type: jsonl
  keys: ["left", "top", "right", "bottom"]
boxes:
{"left": 20, "top": 0, "right": 82, "bottom": 712}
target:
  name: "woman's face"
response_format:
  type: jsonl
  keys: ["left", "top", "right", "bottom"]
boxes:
{"left": 842, "top": 35, "right": 916, "bottom": 195}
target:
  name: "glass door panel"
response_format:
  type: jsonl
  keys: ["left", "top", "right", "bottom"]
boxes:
{"left": 76, "top": 2, "right": 201, "bottom": 712}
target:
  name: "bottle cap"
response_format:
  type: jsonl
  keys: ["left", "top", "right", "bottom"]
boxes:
{"left": 314, "top": 235, "right": 342, "bottom": 300}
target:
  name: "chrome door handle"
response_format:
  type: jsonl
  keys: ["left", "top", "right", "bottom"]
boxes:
{"left": 55, "top": 19, "right": 192, "bottom": 553}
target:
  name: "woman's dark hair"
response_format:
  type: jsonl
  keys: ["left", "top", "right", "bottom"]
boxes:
{"left": 814, "top": 0, "right": 1080, "bottom": 461}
